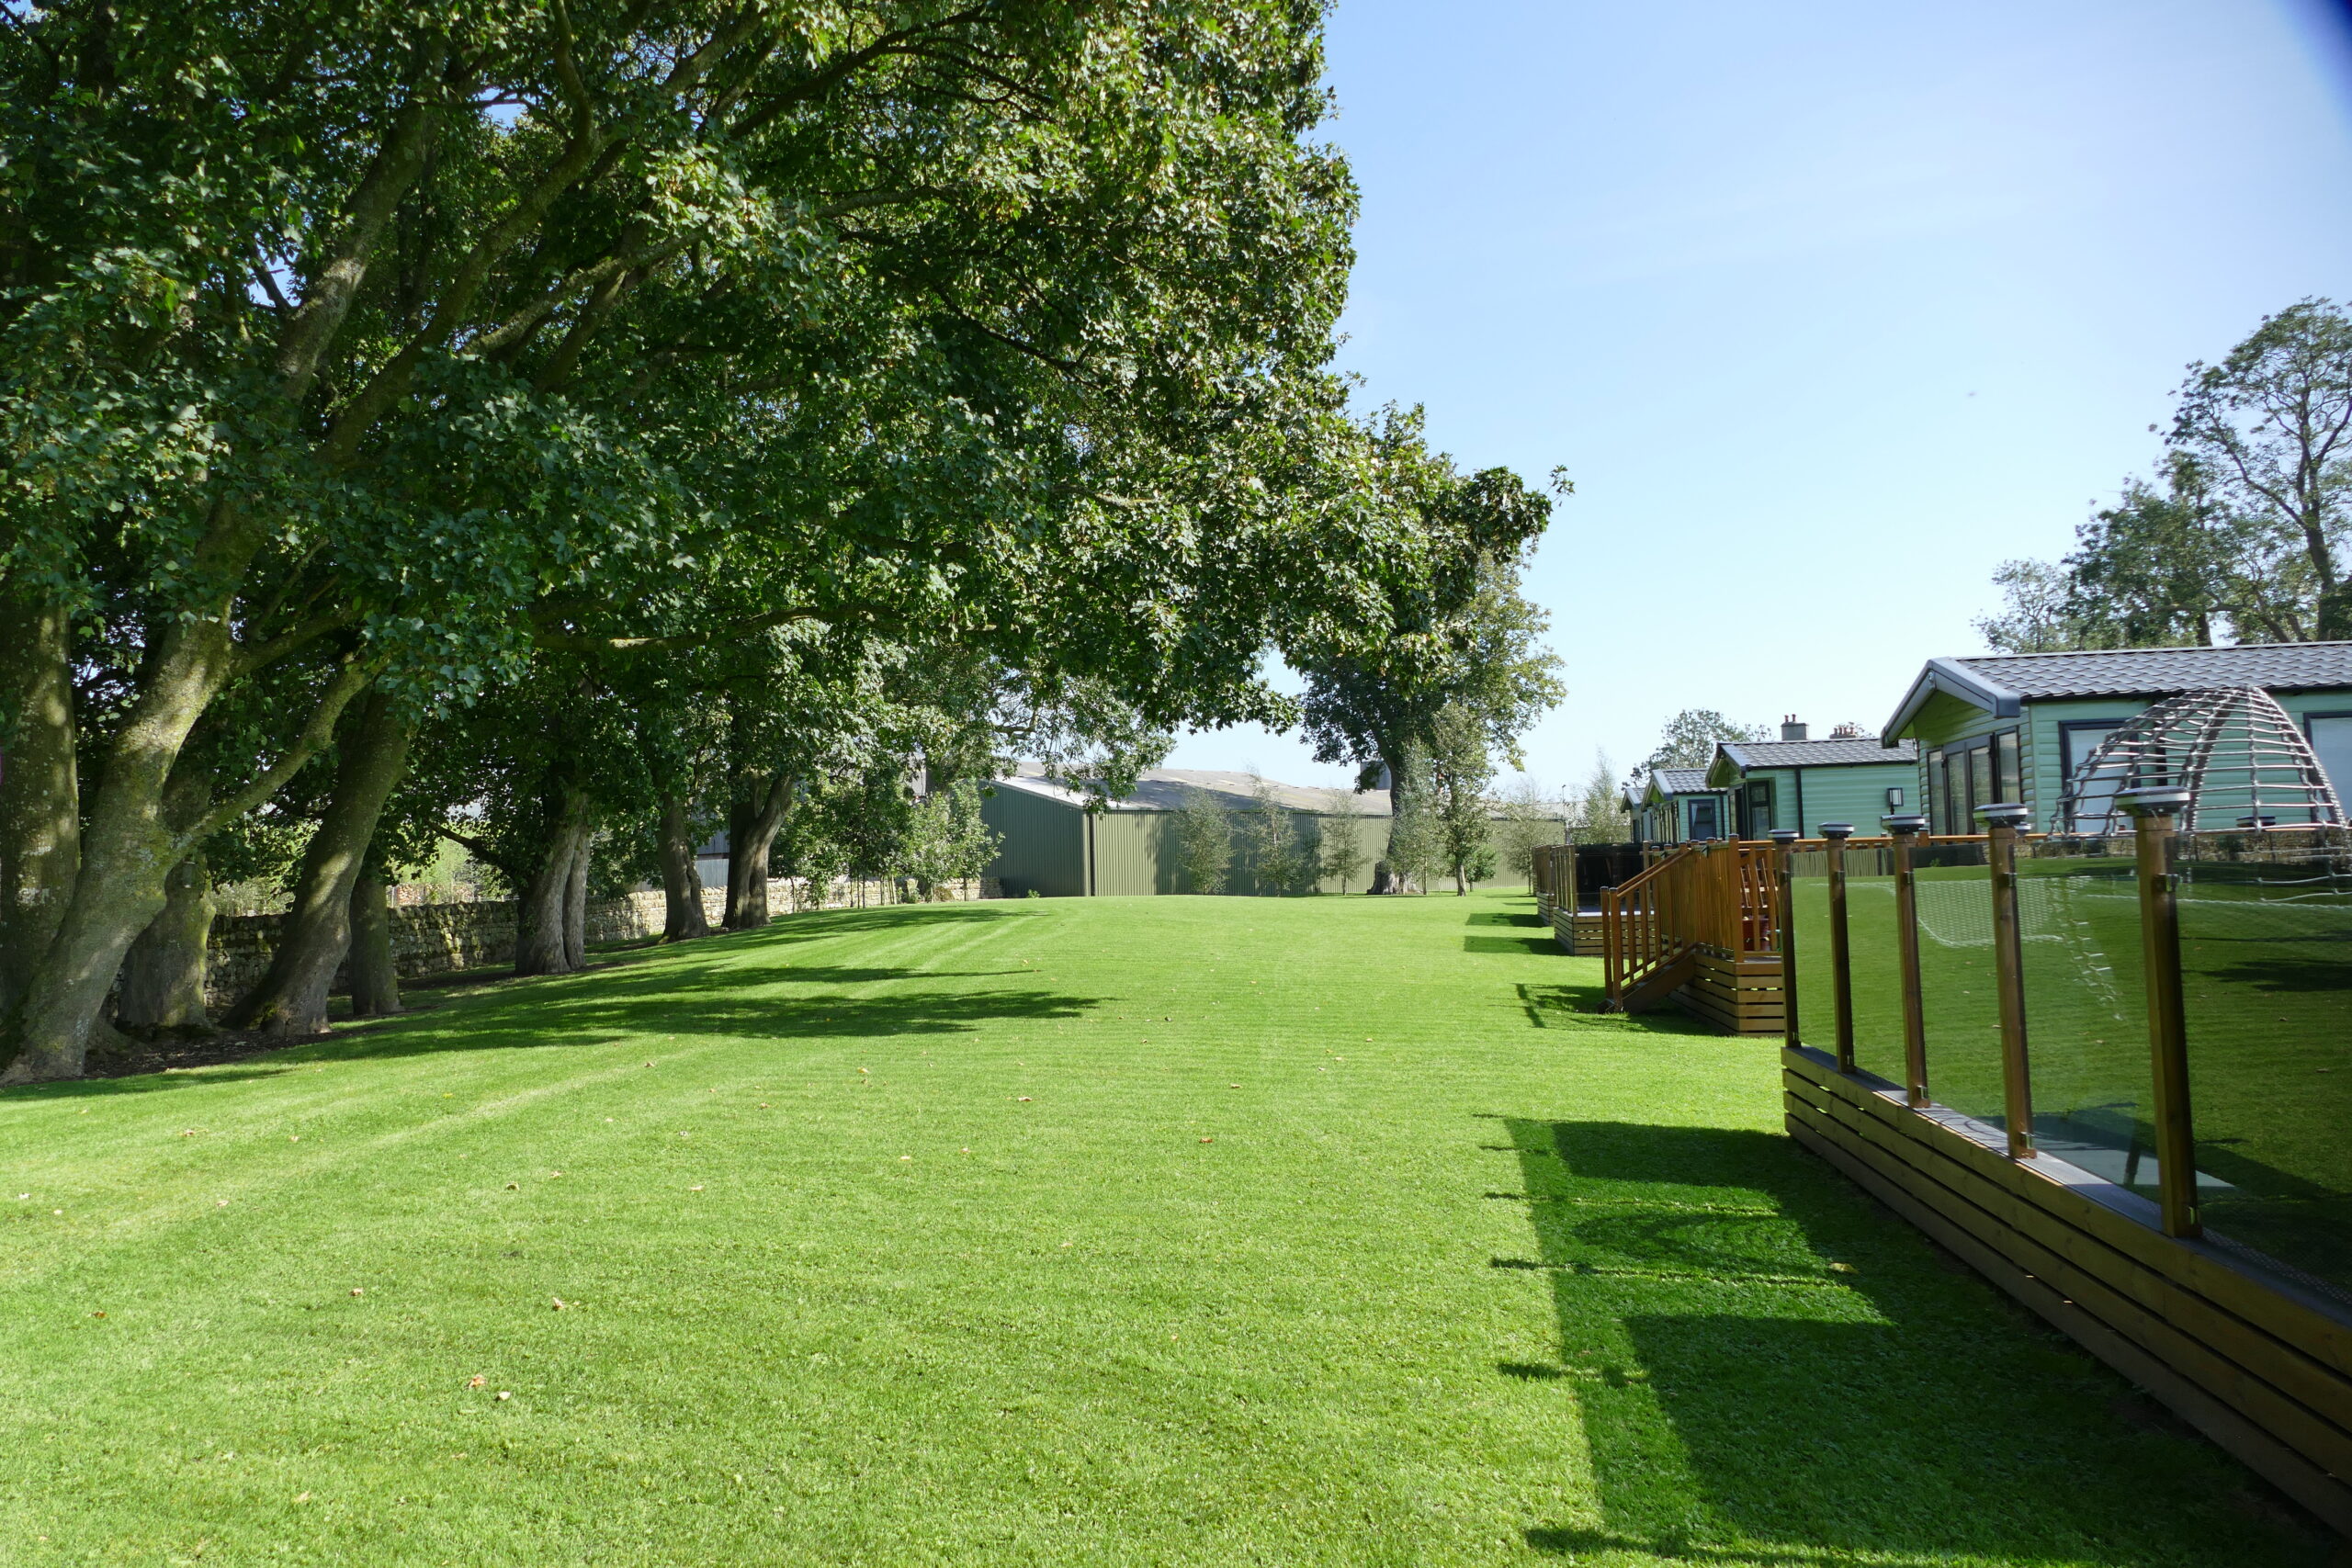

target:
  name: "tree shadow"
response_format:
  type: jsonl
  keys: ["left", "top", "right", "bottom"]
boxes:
{"left": 1467, "top": 910, "right": 1547, "bottom": 929}
{"left": 1514, "top": 984, "right": 1713, "bottom": 1035}
{"left": 1496, "top": 1118, "right": 2324, "bottom": 1564}
{"left": 1464, "top": 933, "right": 1558, "bottom": 955}
{"left": 6, "top": 903, "right": 1087, "bottom": 1098}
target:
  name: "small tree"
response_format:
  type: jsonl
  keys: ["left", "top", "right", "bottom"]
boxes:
{"left": 1171, "top": 787, "right": 1234, "bottom": 895}
{"left": 1568, "top": 750, "right": 1633, "bottom": 844}
{"left": 900, "top": 780, "right": 1003, "bottom": 898}
{"left": 1493, "top": 774, "right": 1564, "bottom": 889}
{"left": 1385, "top": 754, "right": 1442, "bottom": 894}
{"left": 1431, "top": 705, "right": 1496, "bottom": 895}
{"left": 1317, "top": 789, "right": 1371, "bottom": 893}
{"left": 1246, "top": 776, "right": 1306, "bottom": 895}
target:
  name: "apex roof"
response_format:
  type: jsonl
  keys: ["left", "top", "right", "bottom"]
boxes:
{"left": 1884, "top": 642, "right": 2352, "bottom": 739}
{"left": 1717, "top": 737, "right": 1920, "bottom": 771}
{"left": 1646, "top": 768, "right": 1717, "bottom": 796}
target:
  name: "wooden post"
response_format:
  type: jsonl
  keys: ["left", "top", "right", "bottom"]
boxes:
{"left": 1976, "top": 803, "right": 2035, "bottom": 1158}
{"left": 2121, "top": 787, "right": 2201, "bottom": 1238}
{"left": 1820, "top": 823, "right": 1856, "bottom": 1071}
{"left": 1770, "top": 829, "right": 1800, "bottom": 1050}
{"left": 1884, "top": 815, "right": 1930, "bottom": 1107}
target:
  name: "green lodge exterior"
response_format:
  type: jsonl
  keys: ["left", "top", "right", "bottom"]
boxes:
{"left": 1704, "top": 720, "right": 1920, "bottom": 838}
{"left": 1881, "top": 643, "right": 2352, "bottom": 832}
{"left": 1630, "top": 768, "right": 1731, "bottom": 846}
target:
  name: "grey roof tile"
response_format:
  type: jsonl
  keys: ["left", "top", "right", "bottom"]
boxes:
{"left": 1721, "top": 737, "right": 1919, "bottom": 769}
{"left": 1951, "top": 643, "right": 2352, "bottom": 700}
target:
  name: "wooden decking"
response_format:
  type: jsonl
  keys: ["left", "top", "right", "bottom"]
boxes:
{"left": 1532, "top": 840, "right": 1787, "bottom": 1035}
{"left": 1783, "top": 1043, "right": 2352, "bottom": 1535}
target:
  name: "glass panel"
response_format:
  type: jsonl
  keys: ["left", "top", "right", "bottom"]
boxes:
{"left": 1843, "top": 842, "right": 1906, "bottom": 1084}
{"left": 1911, "top": 840, "right": 2006, "bottom": 1129}
{"left": 1967, "top": 745, "right": 1994, "bottom": 820}
{"left": 2018, "top": 837, "right": 2153, "bottom": 1198}
{"left": 1786, "top": 852, "right": 1834, "bottom": 1056}
{"left": 1995, "top": 729, "right": 2021, "bottom": 804}
{"left": 2177, "top": 832, "right": 2352, "bottom": 1294}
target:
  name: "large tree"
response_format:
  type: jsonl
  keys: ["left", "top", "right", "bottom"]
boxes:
{"left": 1291, "top": 409, "right": 1563, "bottom": 888}
{"left": 0, "top": 0, "right": 1366, "bottom": 1078}
{"left": 1978, "top": 299, "right": 2351, "bottom": 651}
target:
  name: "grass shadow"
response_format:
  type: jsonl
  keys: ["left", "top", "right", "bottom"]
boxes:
{"left": 1464, "top": 933, "right": 1558, "bottom": 955}
{"left": 1497, "top": 1118, "right": 2326, "bottom": 1564}
{"left": 1466, "top": 910, "right": 1546, "bottom": 929}
{"left": 1514, "top": 983, "right": 1713, "bottom": 1035}
{"left": 8, "top": 902, "right": 1088, "bottom": 1097}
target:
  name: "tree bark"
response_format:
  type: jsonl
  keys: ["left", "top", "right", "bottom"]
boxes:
{"left": 228, "top": 687, "right": 416, "bottom": 1037}
{"left": 119, "top": 765, "right": 218, "bottom": 1032}
{"left": 0, "top": 596, "right": 80, "bottom": 1043}
{"left": 1368, "top": 748, "right": 1406, "bottom": 895}
{"left": 562, "top": 833, "right": 589, "bottom": 969}
{"left": 658, "top": 795, "right": 711, "bottom": 941}
{"left": 515, "top": 788, "right": 592, "bottom": 976}
{"left": 347, "top": 864, "right": 401, "bottom": 1018}
{"left": 724, "top": 773, "right": 793, "bottom": 931}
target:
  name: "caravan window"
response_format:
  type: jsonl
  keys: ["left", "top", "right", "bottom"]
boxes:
{"left": 2058, "top": 719, "right": 2130, "bottom": 831}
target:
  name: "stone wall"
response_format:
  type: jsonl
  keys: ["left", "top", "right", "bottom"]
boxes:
{"left": 201, "top": 875, "right": 1001, "bottom": 1010}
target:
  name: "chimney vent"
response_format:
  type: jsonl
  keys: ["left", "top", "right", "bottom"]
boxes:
{"left": 1781, "top": 716, "right": 1808, "bottom": 742}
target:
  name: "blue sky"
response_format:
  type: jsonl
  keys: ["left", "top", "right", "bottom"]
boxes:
{"left": 1154, "top": 0, "right": 2352, "bottom": 797}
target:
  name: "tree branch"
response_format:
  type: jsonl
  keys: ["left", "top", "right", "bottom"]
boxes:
{"left": 178, "top": 658, "right": 377, "bottom": 849}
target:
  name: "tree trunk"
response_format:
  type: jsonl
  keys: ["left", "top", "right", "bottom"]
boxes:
{"left": 724, "top": 773, "right": 793, "bottom": 931}
{"left": 1368, "top": 748, "right": 1406, "bottom": 895}
{"left": 119, "top": 763, "right": 217, "bottom": 1032}
{"left": 563, "top": 833, "right": 589, "bottom": 968}
{"left": 515, "top": 789, "right": 592, "bottom": 976}
{"left": 0, "top": 596, "right": 81, "bottom": 1043}
{"left": 3, "top": 574, "right": 250, "bottom": 1081}
{"left": 658, "top": 795, "right": 711, "bottom": 941}
{"left": 347, "top": 865, "right": 401, "bottom": 1018}
{"left": 228, "top": 688, "right": 416, "bottom": 1037}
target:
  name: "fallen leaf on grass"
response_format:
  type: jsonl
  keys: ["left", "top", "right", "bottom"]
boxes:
{"left": 551, "top": 1297, "right": 567, "bottom": 1311}
{"left": 689, "top": 1185, "right": 704, "bottom": 1191}
{"left": 468, "top": 1376, "right": 486, "bottom": 1388}
{"left": 295, "top": 1492, "right": 311, "bottom": 1503}
{"left": 91, "top": 1311, "right": 104, "bottom": 1318}
{"left": 496, "top": 1392, "right": 511, "bottom": 1401}
{"left": 1199, "top": 1137, "right": 1214, "bottom": 1145}
{"left": 350, "top": 1289, "right": 364, "bottom": 1297}
{"left": 899, "top": 1155, "right": 912, "bottom": 1162}
{"left": 505, "top": 1182, "right": 518, "bottom": 1190}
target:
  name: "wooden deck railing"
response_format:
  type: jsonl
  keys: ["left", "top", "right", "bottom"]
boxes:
{"left": 1600, "top": 840, "right": 1780, "bottom": 1010}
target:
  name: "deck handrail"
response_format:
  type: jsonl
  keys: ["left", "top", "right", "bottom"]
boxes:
{"left": 1600, "top": 840, "right": 1781, "bottom": 1005}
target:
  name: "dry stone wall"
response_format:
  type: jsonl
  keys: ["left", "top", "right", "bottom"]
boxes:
{"left": 201, "top": 876, "right": 1000, "bottom": 1010}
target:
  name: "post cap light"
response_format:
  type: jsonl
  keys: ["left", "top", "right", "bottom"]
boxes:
{"left": 1973, "top": 802, "right": 2030, "bottom": 829}
{"left": 1882, "top": 814, "right": 1928, "bottom": 834}
{"left": 1818, "top": 821, "right": 1854, "bottom": 840}
{"left": 1767, "top": 829, "right": 1800, "bottom": 846}
{"left": 2116, "top": 786, "right": 2192, "bottom": 818}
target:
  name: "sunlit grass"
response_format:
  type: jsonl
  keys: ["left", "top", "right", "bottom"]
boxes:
{"left": 0, "top": 892, "right": 2322, "bottom": 1564}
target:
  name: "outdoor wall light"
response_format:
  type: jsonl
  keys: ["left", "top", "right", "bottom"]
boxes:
{"left": 1885, "top": 787, "right": 1905, "bottom": 808}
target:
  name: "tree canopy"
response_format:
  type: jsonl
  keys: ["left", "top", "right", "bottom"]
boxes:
{"left": 1979, "top": 299, "right": 2352, "bottom": 652}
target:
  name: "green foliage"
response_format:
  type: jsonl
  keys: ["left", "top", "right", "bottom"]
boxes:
{"left": 1316, "top": 790, "right": 1372, "bottom": 893}
{"left": 1294, "top": 408, "right": 1565, "bottom": 786}
{"left": 1384, "top": 752, "right": 1442, "bottom": 894}
{"left": 1568, "top": 750, "right": 1633, "bottom": 845}
{"left": 1170, "top": 786, "right": 1234, "bottom": 895}
{"left": 898, "top": 780, "right": 1002, "bottom": 895}
{"left": 1490, "top": 775, "right": 1564, "bottom": 888}
{"left": 1639, "top": 711, "right": 1764, "bottom": 776}
{"left": 1244, "top": 776, "right": 1307, "bottom": 896}
{"left": 1979, "top": 298, "right": 2352, "bottom": 649}
{"left": 1430, "top": 704, "right": 1494, "bottom": 894}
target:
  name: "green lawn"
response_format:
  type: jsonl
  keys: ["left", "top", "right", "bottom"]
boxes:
{"left": 0, "top": 892, "right": 2329, "bottom": 1566}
